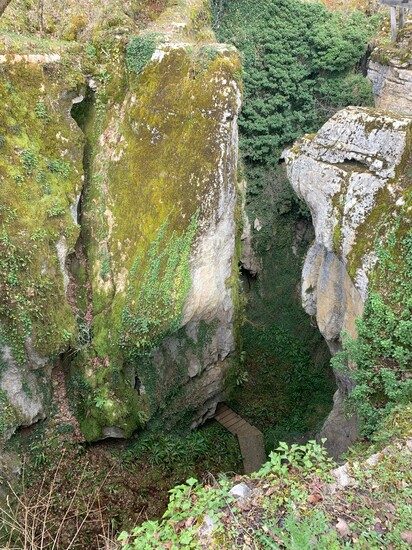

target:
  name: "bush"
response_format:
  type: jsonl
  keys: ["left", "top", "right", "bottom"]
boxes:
{"left": 214, "top": 0, "right": 378, "bottom": 163}
{"left": 126, "top": 33, "right": 159, "bottom": 75}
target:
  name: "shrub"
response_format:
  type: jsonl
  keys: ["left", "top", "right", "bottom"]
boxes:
{"left": 213, "top": 0, "right": 378, "bottom": 163}
{"left": 126, "top": 33, "right": 159, "bottom": 75}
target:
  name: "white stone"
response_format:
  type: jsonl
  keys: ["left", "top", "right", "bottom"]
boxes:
{"left": 230, "top": 482, "right": 251, "bottom": 499}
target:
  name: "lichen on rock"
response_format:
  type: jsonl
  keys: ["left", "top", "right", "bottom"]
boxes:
{"left": 0, "top": 55, "right": 84, "bottom": 441}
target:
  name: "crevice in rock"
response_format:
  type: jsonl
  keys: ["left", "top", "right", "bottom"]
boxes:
{"left": 51, "top": 85, "right": 96, "bottom": 400}
{"left": 65, "top": 84, "right": 96, "bottom": 352}
{"left": 358, "top": 43, "right": 373, "bottom": 77}
{"left": 240, "top": 263, "right": 258, "bottom": 292}
{"left": 338, "top": 157, "right": 370, "bottom": 172}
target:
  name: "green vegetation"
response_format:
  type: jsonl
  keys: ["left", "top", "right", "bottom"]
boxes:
{"left": 120, "top": 423, "right": 412, "bottom": 548}
{"left": 213, "top": 0, "right": 377, "bottom": 163}
{"left": 212, "top": 0, "right": 379, "bottom": 449}
{"left": 333, "top": 226, "right": 412, "bottom": 437}
{"left": 121, "top": 216, "right": 197, "bottom": 358}
{"left": 227, "top": 165, "right": 334, "bottom": 448}
{"left": 0, "top": 60, "right": 83, "bottom": 366}
{"left": 126, "top": 33, "right": 159, "bottom": 75}
{"left": 123, "top": 422, "right": 242, "bottom": 473}
{"left": 1, "top": 414, "right": 241, "bottom": 548}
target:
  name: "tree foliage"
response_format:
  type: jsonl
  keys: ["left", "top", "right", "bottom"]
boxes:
{"left": 214, "top": 0, "right": 378, "bottom": 163}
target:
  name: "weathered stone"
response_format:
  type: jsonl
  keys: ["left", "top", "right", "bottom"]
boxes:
{"left": 368, "top": 60, "right": 412, "bottom": 115}
{"left": 230, "top": 482, "right": 251, "bottom": 499}
{"left": 332, "top": 464, "right": 354, "bottom": 488}
{"left": 320, "top": 388, "right": 358, "bottom": 457}
{"left": 286, "top": 106, "right": 412, "bottom": 457}
{"left": 65, "top": 4, "right": 243, "bottom": 440}
{"left": 0, "top": 56, "right": 84, "bottom": 444}
{"left": 286, "top": 107, "right": 411, "bottom": 341}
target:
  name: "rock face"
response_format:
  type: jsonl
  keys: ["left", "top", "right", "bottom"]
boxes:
{"left": 368, "top": 59, "right": 412, "bottom": 116}
{"left": 0, "top": 0, "right": 243, "bottom": 443}
{"left": 0, "top": 55, "right": 84, "bottom": 443}
{"left": 367, "top": 22, "right": 412, "bottom": 116}
{"left": 74, "top": 41, "right": 241, "bottom": 440}
{"left": 285, "top": 106, "right": 412, "bottom": 456}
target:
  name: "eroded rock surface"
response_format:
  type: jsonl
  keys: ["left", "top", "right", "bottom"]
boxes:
{"left": 285, "top": 106, "right": 412, "bottom": 456}
{"left": 0, "top": 55, "right": 84, "bottom": 442}
{"left": 368, "top": 22, "right": 412, "bottom": 116}
{"left": 64, "top": 9, "right": 243, "bottom": 439}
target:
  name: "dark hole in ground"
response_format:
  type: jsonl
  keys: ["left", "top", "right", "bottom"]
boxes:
{"left": 228, "top": 164, "right": 336, "bottom": 454}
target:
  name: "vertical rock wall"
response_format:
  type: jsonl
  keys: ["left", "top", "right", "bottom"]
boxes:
{"left": 71, "top": 41, "right": 242, "bottom": 439}
{"left": 285, "top": 107, "right": 412, "bottom": 456}
{"left": 0, "top": 54, "right": 84, "bottom": 442}
{"left": 0, "top": 0, "right": 243, "bottom": 444}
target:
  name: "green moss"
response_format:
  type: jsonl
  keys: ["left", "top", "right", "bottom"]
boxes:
{"left": 66, "top": 43, "right": 241, "bottom": 439}
{"left": 0, "top": 61, "right": 84, "bottom": 362}
{"left": 121, "top": 215, "right": 197, "bottom": 358}
{"left": 333, "top": 215, "right": 412, "bottom": 437}
{"left": 0, "top": 389, "right": 20, "bottom": 440}
{"left": 347, "top": 127, "right": 412, "bottom": 279}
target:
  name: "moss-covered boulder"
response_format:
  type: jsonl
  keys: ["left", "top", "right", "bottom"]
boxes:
{"left": 0, "top": 53, "right": 84, "bottom": 441}
{"left": 69, "top": 39, "right": 242, "bottom": 440}
{"left": 0, "top": 0, "right": 243, "bottom": 443}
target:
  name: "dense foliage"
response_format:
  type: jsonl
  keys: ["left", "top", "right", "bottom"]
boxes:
{"left": 119, "top": 425, "right": 412, "bottom": 548}
{"left": 333, "top": 228, "right": 412, "bottom": 437}
{"left": 212, "top": 0, "right": 380, "bottom": 447}
{"left": 213, "top": 0, "right": 377, "bottom": 163}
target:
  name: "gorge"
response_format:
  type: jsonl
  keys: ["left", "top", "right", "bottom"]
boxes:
{"left": 0, "top": 0, "right": 411, "bottom": 548}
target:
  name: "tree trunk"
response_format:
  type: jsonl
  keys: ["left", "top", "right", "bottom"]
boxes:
{"left": 0, "top": 0, "right": 12, "bottom": 17}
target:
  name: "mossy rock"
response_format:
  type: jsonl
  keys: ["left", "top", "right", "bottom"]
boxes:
{"left": 67, "top": 42, "right": 242, "bottom": 439}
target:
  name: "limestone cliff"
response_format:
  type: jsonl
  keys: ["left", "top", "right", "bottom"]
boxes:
{"left": 71, "top": 40, "right": 242, "bottom": 440}
{"left": 368, "top": 19, "right": 412, "bottom": 116}
{"left": 0, "top": 0, "right": 242, "bottom": 443}
{"left": 285, "top": 107, "right": 412, "bottom": 456}
{"left": 0, "top": 51, "right": 84, "bottom": 441}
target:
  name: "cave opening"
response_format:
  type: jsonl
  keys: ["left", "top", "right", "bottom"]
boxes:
{"left": 226, "top": 163, "right": 337, "bottom": 455}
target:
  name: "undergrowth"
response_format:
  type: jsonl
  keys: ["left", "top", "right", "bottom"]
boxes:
{"left": 119, "top": 432, "right": 412, "bottom": 548}
{"left": 333, "top": 227, "right": 412, "bottom": 437}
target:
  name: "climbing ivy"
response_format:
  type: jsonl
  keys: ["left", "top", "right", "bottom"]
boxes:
{"left": 332, "top": 227, "right": 412, "bottom": 437}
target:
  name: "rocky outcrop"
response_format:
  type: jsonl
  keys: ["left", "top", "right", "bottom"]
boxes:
{"left": 0, "top": 0, "right": 243, "bottom": 444}
{"left": 367, "top": 21, "right": 412, "bottom": 116}
{"left": 0, "top": 54, "right": 84, "bottom": 443}
{"left": 368, "top": 59, "right": 412, "bottom": 115}
{"left": 65, "top": 4, "right": 243, "bottom": 440}
{"left": 285, "top": 106, "right": 412, "bottom": 455}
